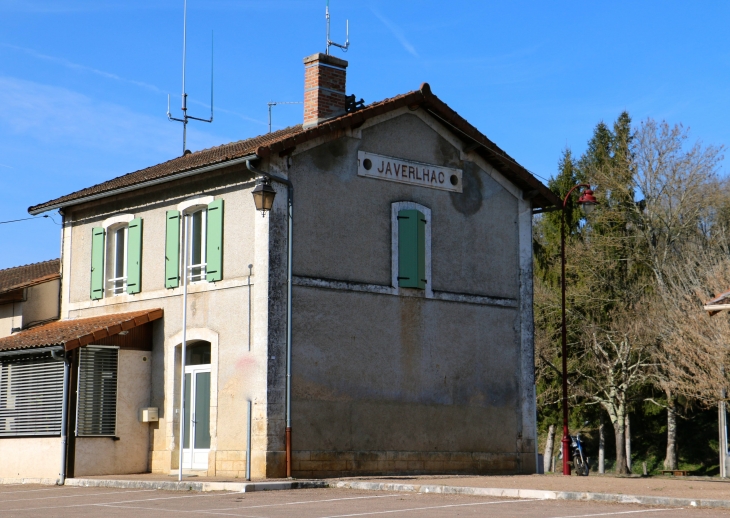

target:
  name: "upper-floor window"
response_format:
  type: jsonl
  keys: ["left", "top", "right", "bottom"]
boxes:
{"left": 188, "top": 208, "right": 207, "bottom": 283}
{"left": 106, "top": 224, "right": 128, "bottom": 295}
{"left": 90, "top": 215, "right": 142, "bottom": 300}
{"left": 165, "top": 197, "right": 224, "bottom": 289}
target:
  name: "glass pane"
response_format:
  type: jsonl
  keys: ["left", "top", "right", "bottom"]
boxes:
{"left": 191, "top": 211, "right": 203, "bottom": 281}
{"left": 183, "top": 372, "right": 191, "bottom": 449}
{"left": 115, "top": 228, "right": 125, "bottom": 278}
{"left": 194, "top": 371, "right": 211, "bottom": 449}
{"left": 186, "top": 343, "right": 211, "bottom": 366}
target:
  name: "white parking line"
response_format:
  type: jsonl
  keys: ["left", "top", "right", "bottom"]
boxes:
{"left": 0, "top": 490, "right": 230, "bottom": 513}
{"left": 548, "top": 509, "right": 685, "bottom": 518}
{"left": 201, "top": 494, "right": 404, "bottom": 511}
{"left": 0, "top": 487, "right": 72, "bottom": 494}
{"left": 98, "top": 493, "right": 405, "bottom": 517}
{"left": 96, "top": 504, "right": 262, "bottom": 518}
{"left": 313, "top": 498, "right": 544, "bottom": 518}
{"left": 0, "top": 488, "right": 156, "bottom": 504}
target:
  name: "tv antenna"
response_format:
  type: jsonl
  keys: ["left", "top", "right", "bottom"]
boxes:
{"left": 168, "top": 0, "right": 214, "bottom": 156}
{"left": 325, "top": 0, "right": 349, "bottom": 55}
{"left": 267, "top": 101, "right": 303, "bottom": 133}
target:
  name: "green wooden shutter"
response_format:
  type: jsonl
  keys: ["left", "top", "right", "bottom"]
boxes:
{"left": 165, "top": 210, "right": 180, "bottom": 288}
{"left": 126, "top": 218, "right": 143, "bottom": 294}
{"left": 398, "top": 209, "right": 426, "bottom": 289}
{"left": 206, "top": 199, "right": 224, "bottom": 282}
{"left": 90, "top": 227, "right": 105, "bottom": 300}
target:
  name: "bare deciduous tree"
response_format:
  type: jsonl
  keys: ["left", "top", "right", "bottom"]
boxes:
{"left": 574, "top": 314, "right": 654, "bottom": 474}
{"left": 629, "top": 118, "right": 725, "bottom": 470}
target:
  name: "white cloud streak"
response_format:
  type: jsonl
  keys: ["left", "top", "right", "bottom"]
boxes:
{"left": 1, "top": 43, "right": 165, "bottom": 94}
{"left": 371, "top": 9, "right": 419, "bottom": 58}
{"left": 2, "top": 44, "right": 268, "bottom": 127}
{"left": 0, "top": 76, "right": 222, "bottom": 156}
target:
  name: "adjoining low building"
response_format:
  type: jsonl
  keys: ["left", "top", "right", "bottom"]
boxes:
{"left": 4, "top": 50, "right": 559, "bottom": 480}
{"left": 0, "top": 259, "right": 60, "bottom": 338}
{"left": 0, "top": 309, "right": 160, "bottom": 480}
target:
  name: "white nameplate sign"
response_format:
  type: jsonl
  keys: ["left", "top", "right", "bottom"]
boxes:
{"left": 357, "top": 151, "right": 463, "bottom": 193}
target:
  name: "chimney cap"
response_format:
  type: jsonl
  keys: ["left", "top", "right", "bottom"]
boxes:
{"left": 303, "top": 52, "right": 348, "bottom": 69}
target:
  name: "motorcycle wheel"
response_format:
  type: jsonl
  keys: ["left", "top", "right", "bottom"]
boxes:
{"left": 574, "top": 456, "right": 588, "bottom": 476}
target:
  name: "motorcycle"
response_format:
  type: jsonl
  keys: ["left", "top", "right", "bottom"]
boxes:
{"left": 571, "top": 432, "right": 589, "bottom": 476}
{"left": 558, "top": 431, "right": 590, "bottom": 476}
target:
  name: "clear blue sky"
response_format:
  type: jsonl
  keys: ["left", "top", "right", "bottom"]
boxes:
{"left": 0, "top": 1, "right": 728, "bottom": 269}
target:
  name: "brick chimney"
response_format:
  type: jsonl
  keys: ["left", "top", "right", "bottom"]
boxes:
{"left": 303, "top": 53, "right": 348, "bottom": 128}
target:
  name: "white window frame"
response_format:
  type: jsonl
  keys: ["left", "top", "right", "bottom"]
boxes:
{"left": 177, "top": 196, "right": 213, "bottom": 285}
{"left": 102, "top": 214, "right": 134, "bottom": 297}
{"left": 186, "top": 208, "right": 208, "bottom": 283}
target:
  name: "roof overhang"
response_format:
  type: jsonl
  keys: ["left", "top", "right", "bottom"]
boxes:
{"left": 28, "top": 156, "right": 258, "bottom": 215}
{"left": 0, "top": 308, "right": 163, "bottom": 353}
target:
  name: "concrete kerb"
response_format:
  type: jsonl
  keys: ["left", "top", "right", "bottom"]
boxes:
{"left": 63, "top": 478, "right": 327, "bottom": 493}
{"left": 330, "top": 480, "right": 730, "bottom": 510}
{"left": 0, "top": 478, "right": 60, "bottom": 486}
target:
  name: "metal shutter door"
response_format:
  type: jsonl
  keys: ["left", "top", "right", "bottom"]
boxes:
{"left": 76, "top": 347, "right": 119, "bottom": 436}
{"left": 0, "top": 357, "right": 64, "bottom": 436}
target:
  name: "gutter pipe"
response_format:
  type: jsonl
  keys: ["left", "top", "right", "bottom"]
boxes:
{"left": 53, "top": 350, "right": 71, "bottom": 485}
{"left": 0, "top": 346, "right": 64, "bottom": 358}
{"left": 29, "top": 155, "right": 259, "bottom": 216}
{"left": 245, "top": 159, "right": 294, "bottom": 478}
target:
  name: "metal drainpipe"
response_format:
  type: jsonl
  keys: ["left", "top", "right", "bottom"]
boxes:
{"left": 52, "top": 349, "right": 70, "bottom": 485}
{"left": 245, "top": 159, "right": 293, "bottom": 478}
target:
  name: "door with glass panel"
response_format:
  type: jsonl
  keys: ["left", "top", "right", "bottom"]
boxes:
{"left": 182, "top": 343, "right": 211, "bottom": 470}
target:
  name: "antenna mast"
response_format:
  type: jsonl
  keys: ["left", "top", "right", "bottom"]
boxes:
{"left": 267, "top": 101, "right": 303, "bottom": 133}
{"left": 325, "top": 0, "right": 349, "bottom": 55}
{"left": 168, "top": 0, "right": 214, "bottom": 155}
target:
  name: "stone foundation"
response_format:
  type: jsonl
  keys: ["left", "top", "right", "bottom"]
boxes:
{"left": 215, "top": 450, "right": 248, "bottom": 478}
{"left": 292, "top": 450, "right": 535, "bottom": 478}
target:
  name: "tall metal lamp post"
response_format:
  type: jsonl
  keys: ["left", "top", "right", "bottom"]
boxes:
{"left": 560, "top": 184, "right": 597, "bottom": 475}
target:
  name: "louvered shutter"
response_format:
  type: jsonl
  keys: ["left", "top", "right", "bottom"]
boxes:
{"left": 126, "top": 218, "right": 143, "bottom": 294}
{"left": 397, "top": 209, "right": 426, "bottom": 289}
{"left": 90, "top": 227, "right": 105, "bottom": 299}
{"left": 206, "top": 199, "right": 224, "bottom": 282}
{"left": 0, "top": 357, "right": 64, "bottom": 437}
{"left": 76, "top": 347, "right": 118, "bottom": 436}
{"left": 165, "top": 210, "right": 180, "bottom": 288}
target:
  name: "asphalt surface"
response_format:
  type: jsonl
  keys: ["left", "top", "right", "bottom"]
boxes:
{"left": 1, "top": 485, "right": 729, "bottom": 517}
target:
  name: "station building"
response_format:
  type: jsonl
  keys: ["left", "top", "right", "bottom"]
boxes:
{"left": 0, "top": 52, "right": 559, "bottom": 480}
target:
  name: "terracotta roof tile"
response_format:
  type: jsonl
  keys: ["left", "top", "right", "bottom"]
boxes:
{"left": 28, "top": 125, "right": 303, "bottom": 215}
{"left": 0, "top": 308, "right": 163, "bottom": 352}
{"left": 29, "top": 84, "right": 560, "bottom": 213}
{"left": 0, "top": 259, "right": 60, "bottom": 295}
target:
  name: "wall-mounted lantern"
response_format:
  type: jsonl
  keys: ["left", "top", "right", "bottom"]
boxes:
{"left": 251, "top": 177, "right": 276, "bottom": 216}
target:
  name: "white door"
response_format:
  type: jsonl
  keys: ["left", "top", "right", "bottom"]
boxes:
{"left": 182, "top": 366, "right": 211, "bottom": 470}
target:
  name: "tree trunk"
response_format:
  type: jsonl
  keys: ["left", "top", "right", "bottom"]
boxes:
{"left": 664, "top": 390, "right": 677, "bottom": 470}
{"left": 613, "top": 419, "right": 629, "bottom": 474}
{"left": 599, "top": 413, "right": 605, "bottom": 474}
{"left": 544, "top": 424, "right": 556, "bottom": 473}
{"left": 625, "top": 413, "right": 632, "bottom": 472}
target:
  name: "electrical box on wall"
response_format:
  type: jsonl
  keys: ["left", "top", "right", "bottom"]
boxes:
{"left": 139, "top": 407, "right": 159, "bottom": 422}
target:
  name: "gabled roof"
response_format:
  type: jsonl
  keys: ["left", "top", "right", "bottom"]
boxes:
{"left": 0, "top": 308, "right": 163, "bottom": 352}
{"left": 0, "top": 259, "right": 60, "bottom": 296}
{"left": 29, "top": 83, "right": 559, "bottom": 214}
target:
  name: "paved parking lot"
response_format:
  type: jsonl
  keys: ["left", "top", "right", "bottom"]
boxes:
{"left": 1, "top": 485, "right": 730, "bottom": 517}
